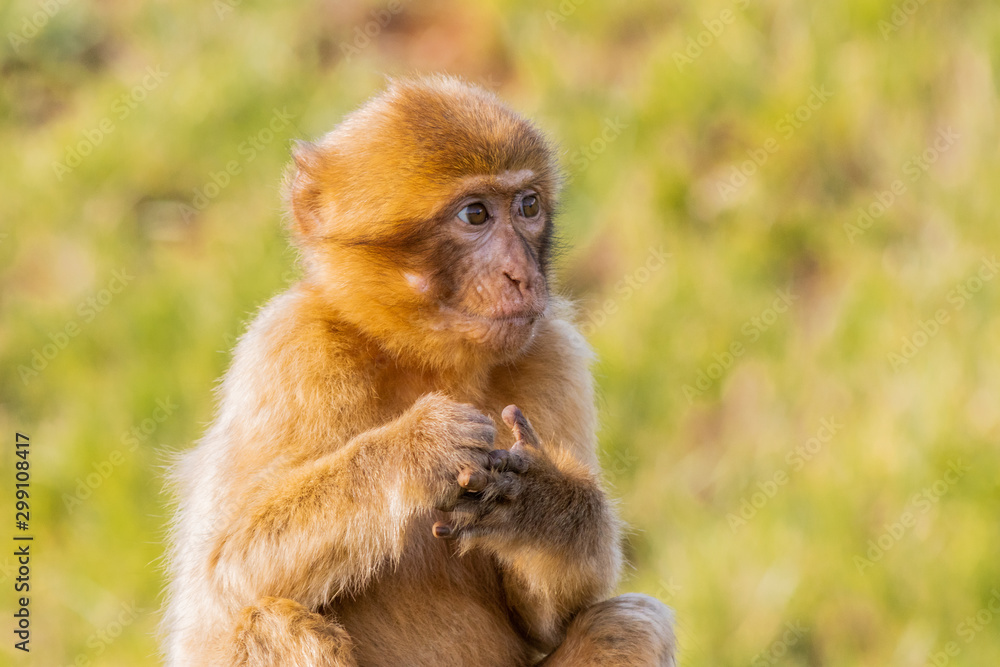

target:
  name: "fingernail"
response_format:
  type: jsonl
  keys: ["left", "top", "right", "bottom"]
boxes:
{"left": 465, "top": 469, "right": 490, "bottom": 491}
{"left": 432, "top": 523, "right": 453, "bottom": 539}
{"left": 501, "top": 405, "right": 521, "bottom": 427}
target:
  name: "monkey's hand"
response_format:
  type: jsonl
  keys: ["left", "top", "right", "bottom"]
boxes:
{"left": 430, "top": 404, "right": 553, "bottom": 542}
{"left": 402, "top": 393, "right": 500, "bottom": 513}
{"left": 430, "top": 404, "right": 621, "bottom": 651}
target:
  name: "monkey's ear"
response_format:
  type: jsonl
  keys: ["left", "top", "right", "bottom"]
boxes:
{"left": 287, "top": 141, "right": 324, "bottom": 240}
{"left": 292, "top": 140, "right": 321, "bottom": 174}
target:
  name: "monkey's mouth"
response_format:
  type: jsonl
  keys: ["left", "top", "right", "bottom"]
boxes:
{"left": 446, "top": 306, "right": 544, "bottom": 326}
{"left": 432, "top": 304, "right": 545, "bottom": 345}
{"left": 480, "top": 313, "right": 539, "bottom": 325}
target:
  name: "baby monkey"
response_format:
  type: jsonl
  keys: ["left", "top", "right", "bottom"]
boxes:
{"left": 162, "top": 75, "right": 676, "bottom": 666}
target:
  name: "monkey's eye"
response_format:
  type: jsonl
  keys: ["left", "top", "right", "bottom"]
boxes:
{"left": 520, "top": 195, "right": 540, "bottom": 218}
{"left": 458, "top": 203, "right": 489, "bottom": 225}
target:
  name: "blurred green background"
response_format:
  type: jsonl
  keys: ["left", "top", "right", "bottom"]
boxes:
{"left": 2, "top": 0, "right": 999, "bottom": 665}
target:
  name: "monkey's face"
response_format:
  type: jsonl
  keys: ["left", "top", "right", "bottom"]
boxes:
{"left": 412, "top": 169, "right": 551, "bottom": 358}
{"left": 287, "top": 76, "right": 561, "bottom": 370}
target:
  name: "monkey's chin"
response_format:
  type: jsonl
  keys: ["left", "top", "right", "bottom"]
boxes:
{"left": 437, "top": 310, "right": 541, "bottom": 359}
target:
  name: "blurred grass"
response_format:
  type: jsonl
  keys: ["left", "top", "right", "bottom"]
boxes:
{"left": 2, "top": 0, "right": 1000, "bottom": 665}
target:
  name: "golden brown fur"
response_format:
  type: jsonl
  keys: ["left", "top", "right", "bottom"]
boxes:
{"left": 163, "top": 75, "right": 675, "bottom": 666}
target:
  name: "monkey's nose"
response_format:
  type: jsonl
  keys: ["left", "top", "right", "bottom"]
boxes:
{"left": 504, "top": 271, "right": 530, "bottom": 295}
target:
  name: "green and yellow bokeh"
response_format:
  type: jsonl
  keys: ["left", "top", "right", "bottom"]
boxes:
{"left": 2, "top": 0, "right": 999, "bottom": 664}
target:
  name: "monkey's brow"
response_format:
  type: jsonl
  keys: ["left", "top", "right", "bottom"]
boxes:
{"left": 443, "top": 183, "right": 540, "bottom": 213}
{"left": 452, "top": 170, "right": 538, "bottom": 194}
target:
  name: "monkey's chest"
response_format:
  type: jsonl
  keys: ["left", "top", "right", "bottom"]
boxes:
{"left": 331, "top": 518, "right": 534, "bottom": 667}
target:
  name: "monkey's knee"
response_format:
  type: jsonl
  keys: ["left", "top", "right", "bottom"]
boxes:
{"left": 228, "top": 597, "right": 356, "bottom": 667}
{"left": 543, "top": 593, "right": 676, "bottom": 667}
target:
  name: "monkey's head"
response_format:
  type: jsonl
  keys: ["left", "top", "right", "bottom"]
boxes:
{"left": 287, "top": 75, "right": 561, "bottom": 371}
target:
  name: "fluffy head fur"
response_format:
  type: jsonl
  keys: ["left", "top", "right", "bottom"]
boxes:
{"left": 288, "top": 75, "right": 560, "bottom": 245}
{"left": 285, "top": 75, "right": 562, "bottom": 374}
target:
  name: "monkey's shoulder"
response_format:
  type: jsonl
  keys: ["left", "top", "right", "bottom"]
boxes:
{"left": 230, "top": 285, "right": 375, "bottom": 376}
{"left": 214, "top": 286, "right": 382, "bottom": 430}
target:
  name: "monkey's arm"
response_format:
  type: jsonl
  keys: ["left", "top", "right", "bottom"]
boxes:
{"left": 500, "top": 449, "right": 622, "bottom": 653}
{"left": 208, "top": 394, "right": 495, "bottom": 610}
{"left": 442, "top": 406, "right": 623, "bottom": 653}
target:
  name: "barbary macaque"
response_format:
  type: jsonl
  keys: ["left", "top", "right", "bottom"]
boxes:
{"left": 162, "top": 75, "right": 676, "bottom": 666}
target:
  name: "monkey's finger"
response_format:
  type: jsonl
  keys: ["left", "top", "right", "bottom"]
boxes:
{"left": 469, "top": 412, "right": 495, "bottom": 426}
{"left": 463, "top": 422, "right": 496, "bottom": 448}
{"left": 479, "top": 425, "right": 497, "bottom": 447}
{"left": 501, "top": 405, "right": 541, "bottom": 449}
{"left": 434, "top": 493, "right": 460, "bottom": 512}
{"left": 458, "top": 467, "right": 489, "bottom": 492}
{"left": 488, "top": 448, "right": 530, "bottom": 475}
{"left": 432, "top": 521, "right": 457, "bottom": 539}
{"left": 494, "top": 470, "right": 523, "bottom": 498}
{"left": 507, "top": 451, "right": 530, "bottom": 474}
{"left": 488, "top": 449, "right": 511, "bottom": 471}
